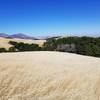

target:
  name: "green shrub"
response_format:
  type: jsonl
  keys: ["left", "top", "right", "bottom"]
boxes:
{"left": 0, "top": 48, "right": 7, "bottom": 53}
{"left": 8, "top": 47, "right": 17, "bottom": 52}
{"left": 9, "top": 41, "right": 41, "bottom": 51}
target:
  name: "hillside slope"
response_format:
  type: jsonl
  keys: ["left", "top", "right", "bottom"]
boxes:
{"left": 0, "top": 51, "right": 100, "bottom": 100}
{"left": 0, "top": 37, "right": 46, "bottom": 49}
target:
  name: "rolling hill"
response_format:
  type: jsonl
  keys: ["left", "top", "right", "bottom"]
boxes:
{"left": 0, "top": 37, "right": 46, "bottom": 49}
{"left": 0, "top": 51, "right": 100, "bottom": 100}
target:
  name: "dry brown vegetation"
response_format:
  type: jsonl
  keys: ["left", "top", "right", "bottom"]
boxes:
{"left": 0, "top": 37, "right": 46, "bottom": 49}
{"left": 0, "top": 51, "right": 100, "bottom": 100}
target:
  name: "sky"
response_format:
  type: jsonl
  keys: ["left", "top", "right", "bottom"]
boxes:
{"left": 0, "top": 0, "right": 100, "bottom": 36}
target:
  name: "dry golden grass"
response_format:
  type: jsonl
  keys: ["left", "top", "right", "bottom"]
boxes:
{"left": 0, "top": 37, "right": 46, "bottom": 49}
{"left": 0, "top": 51, "right": 100, "bottom": 100}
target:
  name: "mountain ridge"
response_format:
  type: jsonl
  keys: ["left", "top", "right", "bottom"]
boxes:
{"left": 0, "top": 33, "right": 62, "bottom": 40}
{"left": 0, "top": 33, "right": 37, "bottom": 40}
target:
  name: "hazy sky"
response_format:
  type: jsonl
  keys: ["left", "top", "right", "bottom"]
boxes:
{"left": 0, "top": 0, "right": 100, "bottom": 36}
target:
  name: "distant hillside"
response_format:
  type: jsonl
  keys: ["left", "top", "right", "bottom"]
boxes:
{"left": 0, "top": 33, "right": 37, "bottom": 40}
{"left": 10, "top": 33, "right": 37, "bottom": 40}
{"left": 0, "top": 33, "right": 63, "bottom": 40}
{"left": 0, "top": 37, "right": 46, "bottom": 49}
{"left": 0, "top": 33, "right": 10, "bottom": 38}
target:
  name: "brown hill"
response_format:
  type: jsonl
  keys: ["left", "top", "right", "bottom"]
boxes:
{"left": 0, "top": 51, "right": 100, "bottom": 99}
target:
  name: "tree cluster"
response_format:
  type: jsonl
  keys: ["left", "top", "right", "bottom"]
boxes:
{"left": 42, "top": 36, "right": 100, "bottom": 57}
{"left": 9, "top": 41, "right": 41, "bottom": 52}
{"left": 0, "top": 41, "right": 41, "bottom": 53}
{"left": 1, "top": 37, "right": 100, "bottom": 57}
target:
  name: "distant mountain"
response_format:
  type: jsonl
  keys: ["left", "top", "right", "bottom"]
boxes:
{"left": 0, "top": 33, "right": 62, "bottom": 40}
{"left": 45, "top": 36, "right": 62, "bottom": 40}
{"left": 37, "top": 36, "right": 62, "bottom": 40}
{"left": 0, "top": 33, "right": 10, "bottom": 38}
{"left": 10, "top": 33, "right": 37, "bottom": 40}
{"left": 0, "top": 33, "right": 37, "bottom": 40}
